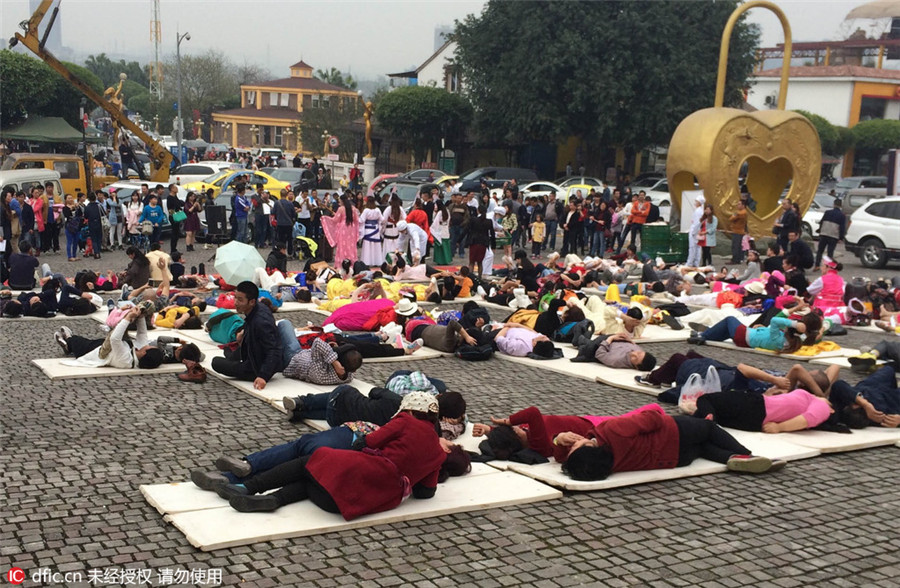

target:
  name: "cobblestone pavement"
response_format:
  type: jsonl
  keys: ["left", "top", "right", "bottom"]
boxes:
{"left": 4, "top": 262, "right": 900, "bottom": 586}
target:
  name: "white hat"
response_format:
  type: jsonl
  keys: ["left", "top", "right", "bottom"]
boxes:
{"left": 392, "top": 391, "right": 439, "bottom": 418}
{"left": 394, "top": 298, "right": 419, "bottom": 316}
{"left": 744, "top": 281, "right": 765, "bottom": 295}
{"left": 396, "top": 220, "right": 408, "bottom": 232}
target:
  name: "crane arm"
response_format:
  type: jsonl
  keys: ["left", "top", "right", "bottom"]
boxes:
{"left": 10, "top": 0, "right": 173, "bottom": 182}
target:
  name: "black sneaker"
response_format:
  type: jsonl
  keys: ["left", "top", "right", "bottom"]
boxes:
{"left": 661, "top": 313, "right": 683, "bottom": 330}
{"left": 687, "top": 332, "right": 705, "bottom": 345}
{"left": 214, "top": 483, "right": 250, "bottom": 501}
{"left": 214, "top": 455, "right": 252, "bottom": 478}
{"left": 229, "top": 493, "right": 280, "bottom": 513}
{"left": 198, "top": 263, "right": 206, "bottom": 276}
{"left": 634, "top": 374, "right": 658, "bottom": 387}
{"left": 190, "top": 469, "right": 230, "bottom": 492}
{"left": 191, "top": 265, "right": 197, "bottom": 275}
{"left": 688, "top": 322, "right": 708, "bottom": 333}
{"left": 54, "top": 330, "right": 69, "bottom": 354}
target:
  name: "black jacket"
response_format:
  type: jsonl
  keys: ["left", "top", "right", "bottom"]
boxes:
{"left": 266, "top": 249, "right": 288, "bottom": 273}
{"left": 787, "top": 238, "right": 814, "bottom": 270}
{"left": 239, "top": 301, "right": 283, "bottom": 382}
{"left": 332, "top": 385, "right": 402, "bottom": 427}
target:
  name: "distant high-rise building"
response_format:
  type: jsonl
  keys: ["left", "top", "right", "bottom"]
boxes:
{"left": 29, "top": 0, "right": 63, "bottom": 54}
{"left": 434, "top": 25, "right": 452, "bottom": 52}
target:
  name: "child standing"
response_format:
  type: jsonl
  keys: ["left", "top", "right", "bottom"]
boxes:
{"left": 531, "top": 214, "right": 546, "bottom": 259}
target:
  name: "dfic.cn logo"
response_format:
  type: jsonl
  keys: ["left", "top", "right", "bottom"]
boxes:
{"left": 6, "top": 567, "right": 25, "bottom": 585}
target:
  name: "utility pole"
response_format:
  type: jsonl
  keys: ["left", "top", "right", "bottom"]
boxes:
{"left": 175, "top": 29, "right": 190, "bottom": 165}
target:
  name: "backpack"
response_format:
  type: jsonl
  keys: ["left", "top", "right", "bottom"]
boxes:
{"left": 205, "top": 308, "right": 245, "bottom": 344}
{"left": 455, "top": 343, "right": 494, "bottom": 361}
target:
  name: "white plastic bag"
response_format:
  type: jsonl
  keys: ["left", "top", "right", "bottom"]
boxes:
{"left": 678, "top": 373, "right": 704, "bottom": 414}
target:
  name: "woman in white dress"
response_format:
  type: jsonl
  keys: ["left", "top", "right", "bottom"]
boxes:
{"left": 359, "top": 196, "right": 385, "bottom": 267}
{"left": 381, "top": 194, "right": 406, "bottom": 262}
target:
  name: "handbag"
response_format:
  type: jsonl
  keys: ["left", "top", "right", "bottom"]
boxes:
{"left": 172, "top": 210, "right": 187, "bottom": 223}
{"left": 141, "top": 220, "right": 154, "bottom": 236}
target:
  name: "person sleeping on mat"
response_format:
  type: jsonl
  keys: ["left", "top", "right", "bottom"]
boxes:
{"left": 571, "top": 330, "right": 657, "bottom": 371}
{"left": 640, "top": 351, "right": 840, "bottom": 402}
{"left": 688, "top": 310, "right": 823, "bottom": 354}
{"left": 684, "top": 388, "right": 835, "bottom": 434}
{"left": 202, "top": 392, "right": 450, "bottom": 518}
{"left": 558, "top": 410, "right": 786, "bottom": 481}
{"left": 471, "top": 404, "right": 666, "bottom": 462}
{"left": 53, "top": 303, "right": 197, "bottom": 370}
{"left": 191, "top": 408, "right": 472, "bottom": 490}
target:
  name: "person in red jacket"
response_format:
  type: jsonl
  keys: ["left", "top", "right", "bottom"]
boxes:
{"left": 216, "top": 392, "right": 447, "bottom": 519}
{"left": 559, "top": 411, "right": 785, "bottom": 481}
{"left": 471, "top": 404, "right": 667, "bottom": 462}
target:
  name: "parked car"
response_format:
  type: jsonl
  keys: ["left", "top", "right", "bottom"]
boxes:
{"left": 520, "top": 181, "right": 564, "bottom": 200}
{"left": 556, "top": 176, "right": 604, "bottom": 189}
{"left": 375, "top": 180, "right": 438, "bottom": 208}
{"left": 182, "top": 170, "right": 289, "bottom": 199}
{"left": 834, "top": 175, "right": 887, "bottom": 199}
{"left": 366, "top": 173, "right": 399, "bottom": 198}
{"left": 800, "top": 192, "right": 838, "bottom": 239}
{"left": 630, "top": 176, "right": 667, "bottom": 192}
{"left": 842, "top": 188, "right": 886, "bottom": 217}
{"left": 261, "top": 166, "right": 317, "bottom": 193}
{"left": 844, "top": 196, "right": 900, "bottom": 268}
{"left": 457, "top": 167, "right": 538, "bottom": 193}
{"left": 171, "top": 161, "right": 240, "bottom": 186}
{"left": 401, "top": 168, "right": 449, "bottom": 182}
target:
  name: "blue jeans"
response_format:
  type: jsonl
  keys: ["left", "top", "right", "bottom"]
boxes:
{"left": 700, "top": 316, "right": 742, "bottom": 342}
{"left": 295, "top": 385, "right": 353, "bottom": 426}
{"left": 450, "top": 224, "right": 465, "bottom": 256}
{"left": 224, "top": 426, "right": 354, "bottom": 483}
{"left": 277, "top": 320, "right": 302, "bottom": 369}
{"left": 65, "top": 229, "right": 79, "bottom": 258}
{"left": 544, "top": 219, "right": 558, "bottom": 251}
{"left": 254, "top": 215, "right": 269, "bottom": 248}
{"left": 590, "top": 231, "right": 606, "bottom": 257}
{"left": 235, "top": 217, "right": 248, "bottom": 243}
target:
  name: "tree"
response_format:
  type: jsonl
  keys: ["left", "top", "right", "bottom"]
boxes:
{"left": 851, "top": 119, "right": 900, "bottom": 151}
{"left": 299, "top": 98, "right": 362, "bottom": 159}
{"left": 84, "top": 53, "right": 148, "bottom": 88}
{"left": 795, "top": 110, "right": 855, "bottom": 157}
{"left": 375, "top": 86, "right": 472, "bottom": 163}
{"left": 0, "top": 50, "right": 57, "bottom": 126}
{"left": 163, "top": 50, "right": 239, "bottom": 138}
{"left": 453, "top": 1, "right": 759, "bottom": 161}
{"left": 0, "top": 51, "right": 104, "bottom": 128}
{"left": 316, "top": 67, "right": 357, "bottom": 90}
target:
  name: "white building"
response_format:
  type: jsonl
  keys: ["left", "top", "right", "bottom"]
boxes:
{"left": 748, "top": 65, "right": 900, "bottom": 175}
{"left": 386, "top": 40, "right": 460, "bottom": 93}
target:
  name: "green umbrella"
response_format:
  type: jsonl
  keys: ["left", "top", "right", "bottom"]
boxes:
{"left": 214, "top": 240, "right": 265, "bottom": 286}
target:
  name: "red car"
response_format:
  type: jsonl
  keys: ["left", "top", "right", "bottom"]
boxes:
{"left": 366, "top": 173, "right": 399, "bottom": 198}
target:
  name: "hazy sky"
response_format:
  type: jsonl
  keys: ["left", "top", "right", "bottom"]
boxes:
{"left": 0, "top": 0, "right": 889, "bottom": 79}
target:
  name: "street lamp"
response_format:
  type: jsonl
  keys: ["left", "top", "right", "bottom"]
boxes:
{"left": 175, "top": 29, "right": 191, "bottom": 164}
{"left": 283, "top": 127, "right": 293, "bottom": 151}
{"left": 322, "top": 129, "right": 330, "bottom": 157}
{"left": 249, "top": 125, "right": 259, "bottom": 147}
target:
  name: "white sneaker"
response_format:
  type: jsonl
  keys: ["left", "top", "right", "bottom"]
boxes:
{"left": 476, "top": 285, "right": 487, "bottom": 297}
{"left": 404, "top": 338, "right": 423, "bottom": 355}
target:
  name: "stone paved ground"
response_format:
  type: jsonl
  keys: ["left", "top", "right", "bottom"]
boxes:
{"left": 4, "top": 243, "right": 900, "bottom": 587}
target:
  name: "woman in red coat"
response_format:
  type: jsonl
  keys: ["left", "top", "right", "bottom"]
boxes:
{"left": 560, "top": 411, "right": 785, "bottom": 481}
{"left": 471, "top": 404, "right": 667, "bottom": 462}
{"left": 218, "top": 392, "right": 446, "bottom": 520}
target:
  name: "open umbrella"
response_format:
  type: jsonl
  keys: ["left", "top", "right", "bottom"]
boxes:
{"left": 214, "top": 241, "right": 265, "bottom": 286}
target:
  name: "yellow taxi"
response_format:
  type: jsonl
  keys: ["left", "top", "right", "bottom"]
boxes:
{"left": 182, "top": 169, "right": 290, "bottom": 198}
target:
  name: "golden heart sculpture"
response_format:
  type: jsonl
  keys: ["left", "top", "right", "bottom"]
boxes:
{"left": 667, "top": 0, "right": 821, "bottom": 237}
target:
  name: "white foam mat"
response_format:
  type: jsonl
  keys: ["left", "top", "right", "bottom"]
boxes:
{"left": 766, "top": 426, "right": 900, "bottom": 453}
{"left": 160, "top": 469, "right": 562, "bottom": 550}
{"left": 141, "top": 463, "right": 500, "bottom": 516}
{"left": 704, "top": 340, "right": 853, "bottom": 361}
{"left": 495, "top": 345, "right": 656, "bottom": 391}
{"left": 505, "top": 427, "right": 820, "bottom": 491}
{"left": 808, "top": 356, "right": 886, "bottom": 368}
{"left": 1, "top": 308, "right": 108, "bottom": 322}
{"left": 31, "top": 357, "right": 186, "bottom": 380}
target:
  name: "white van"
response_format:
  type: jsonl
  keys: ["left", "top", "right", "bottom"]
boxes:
{"left": 0, "top": 169, "right": 64, "bottom": 202}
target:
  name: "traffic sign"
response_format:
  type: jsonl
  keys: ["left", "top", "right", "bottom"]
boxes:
{"left": 328, "top": 135, "right": 339, "bottom": 148}
{"left": 82, "top": 114, "right": 89, "bottom": 129}
{"left": 326, "top": 153, "right": 340, "bottom": 161}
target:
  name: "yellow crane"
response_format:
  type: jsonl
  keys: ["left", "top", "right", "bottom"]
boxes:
{"left": 9, "top": 0, "right": 173, "bottom": 184}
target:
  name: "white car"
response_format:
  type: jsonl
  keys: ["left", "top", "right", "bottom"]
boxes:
{"left": 520, "top": 181, "right": 564, "bottom": 199}
{"left": 171, "top": 161, "right": 241, "bottom": 185}
{"left": 800, "top": 193, "right": 836, "bottom": 239}
{"left": 844, "top": 196, "right": 900, "bottom": 268}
